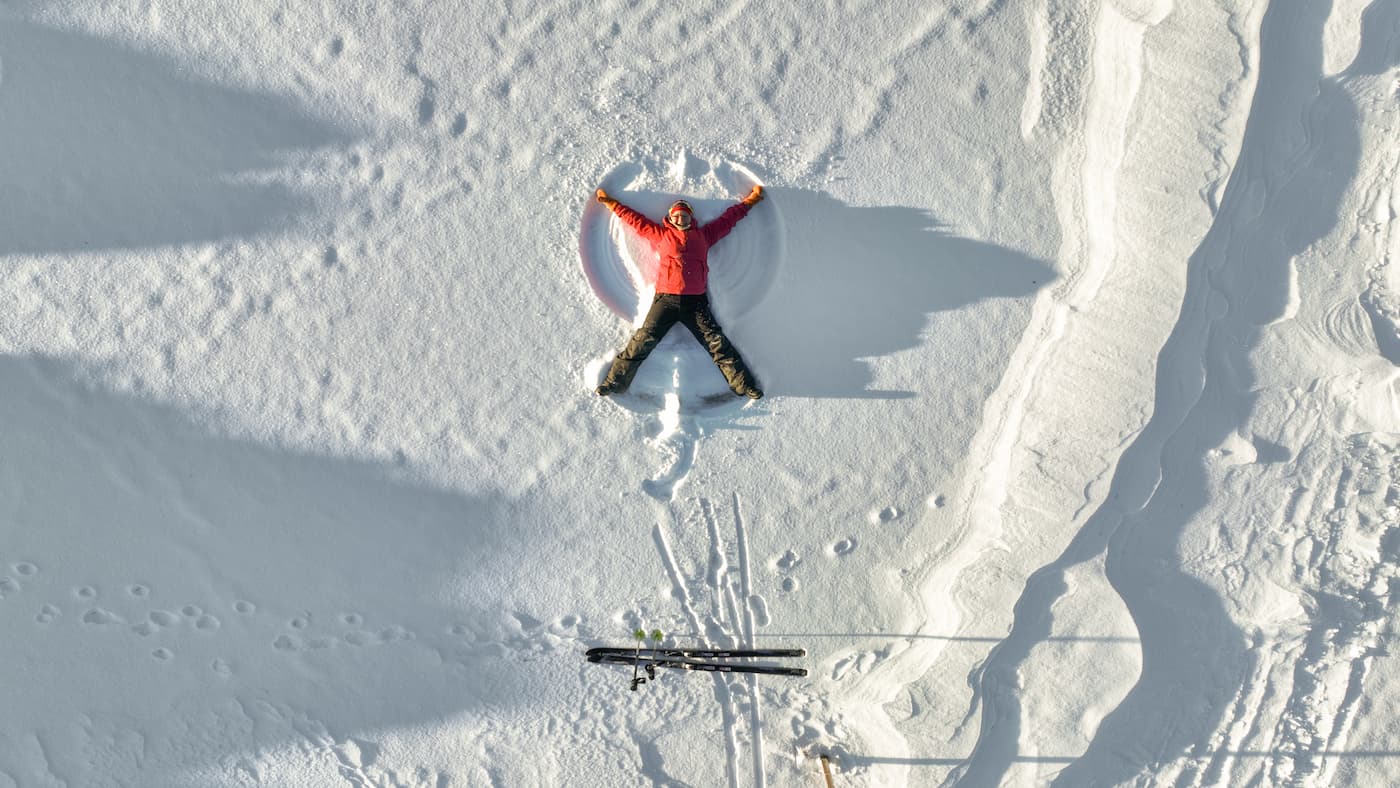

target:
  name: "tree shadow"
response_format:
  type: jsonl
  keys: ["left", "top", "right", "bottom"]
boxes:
{"left": 0, "top": 356, "right": 551, "bottom": 783}
{"left": 724, "top": 189, "right": 1055, "bottom": 399}
{"left": 0, "top": 20, "right": 350, "bottom": 255}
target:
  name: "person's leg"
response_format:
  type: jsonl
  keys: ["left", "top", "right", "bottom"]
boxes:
{"left": 597, "top": 295, "right": 682, "bottom": 394}
{"left": 680, "top": 296, "right": 763, "bottom": 398}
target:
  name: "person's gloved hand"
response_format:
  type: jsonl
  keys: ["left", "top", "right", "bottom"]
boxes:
{"left": 741, "top": 184, "right": 764, "bottom": 206}
{"left": 596, "top": 188, "right": 619, "bottom": 209}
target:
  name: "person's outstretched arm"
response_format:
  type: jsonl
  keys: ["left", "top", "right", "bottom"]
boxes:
{"left": 702, "top": 185, "right": 764, "bottom": 245}
{"left": 597, "top": 188, "right": 664, "bottom": 242}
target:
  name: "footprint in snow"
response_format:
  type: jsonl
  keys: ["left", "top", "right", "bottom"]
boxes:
{"left": 82, "top": 608, "right": 123, "bottom": 626}
{"left": 869, "top": 506, "right": 902, "bottom": 524}
{"left": 829, "top": 537, "right": 857, "bottom": 557}
{"left": 830, "top": 649, "right": 884, "bottom": 681}
{"left": 343, "top": 630, "right": 376, "bottom": 647}
{"left": 275, "top": 623, "right": 414, "bottom": 653}
{"left": 1, "top": 562, "right": 38, "bottom": 596}
{"left": 149, "top": 610, "right": 180, "bottom": 628}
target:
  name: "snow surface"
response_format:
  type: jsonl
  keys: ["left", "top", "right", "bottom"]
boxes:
{"left": 0, "top": 1, "right": 1398, "bottom": 786}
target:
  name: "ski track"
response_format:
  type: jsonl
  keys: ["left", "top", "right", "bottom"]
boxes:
{"left": 648, "top": 494, "right": 770, "bottom": 787}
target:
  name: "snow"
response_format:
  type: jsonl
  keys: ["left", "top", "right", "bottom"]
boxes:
{"left": 0, "top": 1, "right": 1397, "bottom": 786}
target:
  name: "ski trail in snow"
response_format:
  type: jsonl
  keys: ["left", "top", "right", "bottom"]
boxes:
{"left": 654, "top": 499, "right": 742, "bottom": 787}
{"left": 651, "top": 495, "right": 769, "bottom": 786}
{"left": 731, "top": 494, "right": 767, "bottom": 788}
{"left": 652, "top": 518, "right": 706, "bottom": 639}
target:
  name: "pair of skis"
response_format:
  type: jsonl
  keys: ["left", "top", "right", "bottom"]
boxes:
{"left": 587, "top": 645, "right": 808, "bottom": 690}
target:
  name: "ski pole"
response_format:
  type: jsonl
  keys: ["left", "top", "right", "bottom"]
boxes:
{"left": 629, "top": 629, "right": 664, "bottom": 690}
{"left": 631, "top": 629, "right": 645, "bottom": 691}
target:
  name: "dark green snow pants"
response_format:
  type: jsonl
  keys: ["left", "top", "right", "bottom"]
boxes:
{"left": 600, "top": 294, "right": 760, "bottom": 395}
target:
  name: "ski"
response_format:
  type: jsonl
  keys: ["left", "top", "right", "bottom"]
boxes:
{"left": 586, "top": 646, "right": 806, "bottom": 660}
{"left": 587, "top": 652, "right": 808, "bottom": 677}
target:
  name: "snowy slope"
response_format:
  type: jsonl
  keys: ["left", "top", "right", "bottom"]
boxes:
{"left": 0, "top": 1, "right": 1397, "bottom": 786}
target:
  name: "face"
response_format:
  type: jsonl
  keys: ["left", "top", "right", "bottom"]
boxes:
{"left": 668, "top": 207, "right": 693, "bottom": 230}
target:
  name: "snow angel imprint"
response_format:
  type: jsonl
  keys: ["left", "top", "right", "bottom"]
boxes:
{"left": 593, "top": 186, "right": 766, "bottom": 400}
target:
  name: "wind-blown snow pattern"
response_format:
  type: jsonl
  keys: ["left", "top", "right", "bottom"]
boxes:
{"left": 0, "top": 1, "right": 1397, "bottom": 786}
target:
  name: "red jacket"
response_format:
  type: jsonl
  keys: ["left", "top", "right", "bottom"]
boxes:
{"left": 611, "top": 201, "right": 753, "bottom": 295}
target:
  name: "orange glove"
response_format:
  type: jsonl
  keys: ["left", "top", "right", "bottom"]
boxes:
{"left": 741, "top": 184, "right": 764, "bottom": 206}
{"left": 596, "top": 188, "right": 619, "bottom": 209}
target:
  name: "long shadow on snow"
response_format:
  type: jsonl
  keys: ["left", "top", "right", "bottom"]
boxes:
{"left": 723, "top": 189, "right": 1055, "bottom": 400}
{"left": 0, "top": 356, "right": 548, "bottom": 782}
{"left": 594, "top": 187, "right": 1053, "bottom": 402}
{"left": 0, "top": 20, "right": 348, "bottom": 255}
{"left": 953, "top": 1, "right": 1389, "bottom": 785}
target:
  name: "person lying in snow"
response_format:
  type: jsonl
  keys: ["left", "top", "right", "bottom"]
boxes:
{"left": 593, "top": 185, "right": 766, "bottom": 400}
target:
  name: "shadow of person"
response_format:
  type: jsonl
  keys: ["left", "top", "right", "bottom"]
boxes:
{"left": 720, "top": 189, "right": 1055, "bottom": 399}
{"left": 0, "top": 20, "right": 350, "bottom": 255}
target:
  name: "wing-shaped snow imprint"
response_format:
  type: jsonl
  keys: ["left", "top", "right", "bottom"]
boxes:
{"left": 579, "top": 153, "right": 782, "bottom": 411}
{"left": 581, "top": 154, "right": 775, "bottom": 497}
